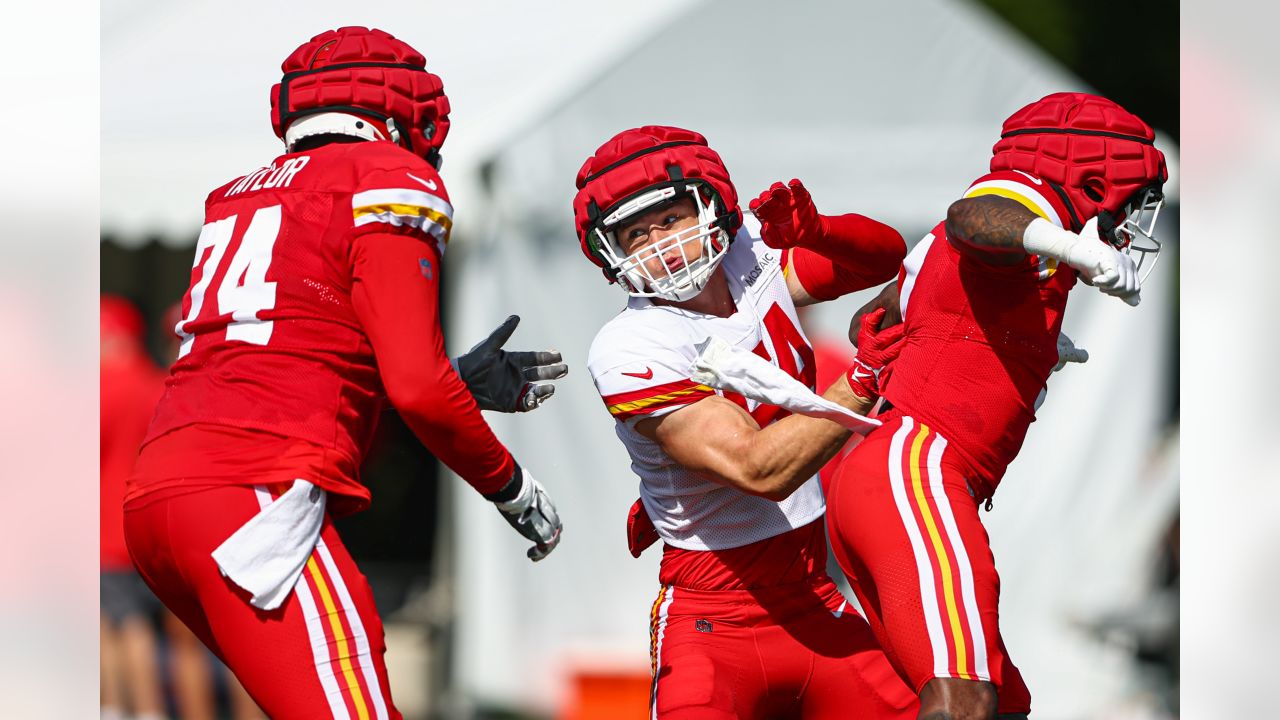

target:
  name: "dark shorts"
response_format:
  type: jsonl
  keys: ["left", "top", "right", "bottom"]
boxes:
{"left": 101, "top": 569, "right": 161, "bottom": 624}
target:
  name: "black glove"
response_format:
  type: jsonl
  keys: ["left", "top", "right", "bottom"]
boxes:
{"left": 483, "top": 463, "right": 563, "bottom": 561}
{"left": 452, "top": 315, "right": 568, "bottom": 412}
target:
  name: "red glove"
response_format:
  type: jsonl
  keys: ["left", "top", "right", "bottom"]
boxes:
{"left": 748, "top": 178, "right": 828, "bottom": 250}
{"left": 846, "top": 308, "right": 905, "bottom": 401}
{"left": 627, "top": 498, "right": 659, "bottom": 558}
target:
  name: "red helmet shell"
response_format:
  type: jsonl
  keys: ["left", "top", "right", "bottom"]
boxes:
{"left": 270, "top": 27, "right": 451, "bottom": 166}
{"left": 991, "top": 92, "right": 1167, "bottom": 230}
{"left": 572, "top": 126, "right": 742, "bottom": 281}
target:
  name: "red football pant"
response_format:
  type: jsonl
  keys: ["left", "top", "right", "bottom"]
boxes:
{"left": 648, "top": 577, "right": 918, "bottom": 719}
{"left": 825, "top": 414, "right": 1031, "bottom": 715}
{"left": 124, "top": 485, "right": 400, "bottom": 720}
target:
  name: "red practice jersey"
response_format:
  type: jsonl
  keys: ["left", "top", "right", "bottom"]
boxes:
{"left": 101, "top": 340, "right": 166, "bottom": 570}
{"left": 883, "top": 171, "right": 1077, "bottom": 498}
{"left": 132, "top": 141, "right": 510, "bottom": 514}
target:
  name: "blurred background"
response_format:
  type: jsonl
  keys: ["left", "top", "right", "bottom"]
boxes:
{"left": 99, "top": 1, "right": 1179, "bottom": 718}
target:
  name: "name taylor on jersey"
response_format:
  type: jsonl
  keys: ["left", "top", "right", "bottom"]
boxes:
{"left": 223, "top": 156, "right": 312, "bottom": 198}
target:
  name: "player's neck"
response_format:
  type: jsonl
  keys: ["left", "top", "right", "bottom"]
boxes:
{"left": 655, "top": 269, "right": 734, "bottom": 318}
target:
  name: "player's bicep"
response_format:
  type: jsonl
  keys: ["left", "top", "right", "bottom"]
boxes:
{"left": 786, "top": 263, "right": 820, "bottom": 306}
{"left": 635, "top": 396, "right": 761, "bottom": 484}
{"left": 944, "top": 195, "right": 1033, "bottom": 266}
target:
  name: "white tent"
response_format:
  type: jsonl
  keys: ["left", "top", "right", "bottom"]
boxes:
{"left": 101, "top": 0, "right": 693, "bottom": 242}
{"left": 452, "top": 0, "right": 1178, "bottom": 717}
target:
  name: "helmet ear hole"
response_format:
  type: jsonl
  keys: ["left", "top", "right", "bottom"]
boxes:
{"left": 1082, "top": 178, "right": 1106, "bottom": 203}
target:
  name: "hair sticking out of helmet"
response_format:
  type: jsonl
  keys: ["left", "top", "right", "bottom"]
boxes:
{"left": 572, "top": 126, "right": 742, "bottom": 302}
{"left": 991, "top": 92, "right": 1169, "bottom": 280}
{"left": 270, "top": 27, "right": 451, "bottom": 168}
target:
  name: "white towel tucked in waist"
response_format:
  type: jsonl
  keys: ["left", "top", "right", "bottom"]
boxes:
{"left": 691, "top": 336, "right": 881, "bottom": 435}
{"left": 211, "top": 479, "right": 326, "bottom": 611}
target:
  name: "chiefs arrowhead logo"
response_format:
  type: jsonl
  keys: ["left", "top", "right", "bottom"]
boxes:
{"left": 621, "top": 367, "right": 654, "bottom": 380}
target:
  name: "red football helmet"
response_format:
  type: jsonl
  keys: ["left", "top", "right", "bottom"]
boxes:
{"left": 573, "top": 126, "right": 742, "bottom": 302}
{"left": 270, "top": 27, "right": 451, "bottom": 168}
{"left": 101, "top": 295, "right": 145, "bottom": 344}
{"left": 991, "top": 92, "right": 1168, "bottom": 275}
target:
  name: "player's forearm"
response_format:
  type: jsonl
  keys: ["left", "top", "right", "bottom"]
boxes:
{"left": 848, "top": 283, "right": 902, "bottom": 342}
{"left": 390, "top": 375, "right": 516, "bottom": 493}
{"left": 790, "top": 214, "right": 906, "bottom": 301}
{"left": 718, "top": 378, "right": 872, "bottom": 501}
{"left": 727, "top": 416, "right": 849, "bottom": 501}
{"left": 945, "top": 195, "right": 1037, "bottom": 259}
{"left": 819, "top": 213, "right": 906, "bottom": 280}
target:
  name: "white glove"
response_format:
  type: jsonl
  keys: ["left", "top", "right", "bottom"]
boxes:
{"left": 1053, "top": 331, "right": 1089, "bottom": 372}
{"left": 486, "top": 464, "right": 562, "bottom": 561}
{"left": 691, "top": 336, "right": 881, "bottom": 434}
{"left": 1023, "top": 217, "right": 1141, "bottom": 306}
{"left": 1036, "top": 331, "right": 1090, "bottom": 411}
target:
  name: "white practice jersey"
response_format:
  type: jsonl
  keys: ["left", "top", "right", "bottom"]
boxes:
{"left": 587, "top": 218, "right": 825, "bottom": 551}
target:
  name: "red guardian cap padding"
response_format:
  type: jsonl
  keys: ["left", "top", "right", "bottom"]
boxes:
{"left": 990, "top": 92, "right": 1168, "bottom": 230}
{"left": 270, "top": 27, "right": 451, "bottom": 167}
{"left": 573, "top": 126, "right": 742, "bottom": 283}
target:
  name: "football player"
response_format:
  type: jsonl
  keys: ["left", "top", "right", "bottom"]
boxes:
{"left": 101, "top": 296, "right": 167, "bottom": 720}
{"left": 576, "top": 125, "right": 919, "bottom": 718}
{"left": 782, "top": 93, "right": 1167, "bottom": 720}
{"left": 124, "top": 27, "right": 564, "bottom": 719}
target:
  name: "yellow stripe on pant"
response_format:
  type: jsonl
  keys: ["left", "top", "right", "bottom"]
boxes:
{"left": 307, "top": 556, "right": 371, "bottom": 720}
{"left": 908, "top": 424, "right": 974, "bottom": 680}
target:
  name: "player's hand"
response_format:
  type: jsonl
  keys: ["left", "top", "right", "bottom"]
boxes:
{"left": 1066, "top": 217, "right": 1142, "bottom": 306}
{"left": 848, "top": 283, "right": 902, "bottom": 342}
{"left": 748, "top": 179, "right": 826, "bottom": 250}
{"left": 487, "top": 464, "right": 562, "bottom": 561}
{"left": 846, "top": 308, "right": 905, "bottom": 400}
{"left": 452, "top": 315, "right": 568, "bottom": 412}
{"left": 1053, "top": 331, "right": 1089, "bottom": 372}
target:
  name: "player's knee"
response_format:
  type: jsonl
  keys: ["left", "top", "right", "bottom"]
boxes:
{"left": 918, "top": 677, "right": 997, "bottom": 720}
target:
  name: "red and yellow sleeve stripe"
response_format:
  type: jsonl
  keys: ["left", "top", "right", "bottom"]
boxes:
{"left": 352, "top": 187, "right": 454, "bottom": 257}
{"left": 963, "top": 175, "right": 1062, "bottom": 277}
{"left": 603, "top": 379, "right": 714, "bottom": 420}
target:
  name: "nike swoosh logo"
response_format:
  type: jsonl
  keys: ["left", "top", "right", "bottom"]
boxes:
{"left": 850, "top": 367, "right": 872, "bottom": 382}
{"left": 1012, "top": 170, "right": 1043, "bottom": 186}
{"left": 621, "top": 368, "right": 654, "bottom": 379}
{"left": 406, "top": 172, "right": 438, "bottom": 191}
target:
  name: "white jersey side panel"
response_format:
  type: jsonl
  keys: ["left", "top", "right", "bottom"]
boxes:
{"left": 587, "top": 220, "right": 825, "bottom": 551}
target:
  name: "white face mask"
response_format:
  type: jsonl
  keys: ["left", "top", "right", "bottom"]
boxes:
{"left": 1102, "top": 185, "right": 1166, "bottom": 283}
{"left": 593, "top": 185, "right": 731, "bottom": 302}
